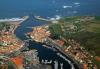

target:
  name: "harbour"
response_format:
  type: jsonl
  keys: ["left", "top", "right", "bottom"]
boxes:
{"left": 0, "top": 0, "right": 99, "bottom": 69}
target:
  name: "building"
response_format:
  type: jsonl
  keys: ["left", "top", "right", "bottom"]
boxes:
{"left": 29, "top": 27, "right": 50, "bottom": 42}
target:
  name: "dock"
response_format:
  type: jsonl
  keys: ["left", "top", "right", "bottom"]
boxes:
{"left": 42, "top": 45, "right": 57, "bottom": 52}
{"left": 44, "top": 37, "right": 82, "bottom": 69}
{"left": 57, "top": 53, "right": 75, "bottom": 69}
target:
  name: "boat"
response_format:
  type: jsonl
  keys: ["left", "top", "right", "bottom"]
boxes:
{"left": 41, "top": 59, "right": 52, "bottom": 64}
{"left": 42, "top": 45, "right": 57, "bottom": 51}
{"left": 60, "top": 63, "right": 63, "bottom": 69}
{"left": 54, "top": 61, "right": 58, "bottom": 69}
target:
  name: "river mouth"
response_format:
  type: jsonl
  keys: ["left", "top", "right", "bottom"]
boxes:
{"left": 0, "top": 0, "right": 99, "bottom": 68}
{"left": 14, "top": 16, "right": 79, "bottom": 69}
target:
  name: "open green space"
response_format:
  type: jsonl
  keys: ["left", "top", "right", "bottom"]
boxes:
{"left": 48, "top": 16, "right": 100, "bottom": 68}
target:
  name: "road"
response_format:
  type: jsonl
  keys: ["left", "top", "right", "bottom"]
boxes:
{"left": 44, "top": 37, "right": 82, "bottom": 69}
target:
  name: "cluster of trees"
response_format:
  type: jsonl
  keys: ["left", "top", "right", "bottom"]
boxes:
{"left": 48, "top": 16, "right": 100, "bottom": 57}
{"left": 49, "top": 24, "right": 62, "bottom": 39}
{"left": 0, "top": 22, "right": 10, "bottom": 31}
{"left": 48, "top": 16, "right": 100, "bottom": 68}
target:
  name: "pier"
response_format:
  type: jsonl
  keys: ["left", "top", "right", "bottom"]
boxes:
{"left": 57, "top": 53, "right": 75, "bottom": 69}
{"left": 44, "top": 37, "right": 82, "bottom": 69}
{"left": 54, "top": 61, "right": 58, "bottom": 69}
{"left": 42, "top": 45, "right": 57, "bottom": 52}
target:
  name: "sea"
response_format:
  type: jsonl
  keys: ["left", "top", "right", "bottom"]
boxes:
{"left": 0, "top": 0, "right": 100, "bottom": 69}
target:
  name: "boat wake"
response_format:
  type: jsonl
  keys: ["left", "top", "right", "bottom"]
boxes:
{"left": 62, "top": 5, "right": 72, "bottom": 9}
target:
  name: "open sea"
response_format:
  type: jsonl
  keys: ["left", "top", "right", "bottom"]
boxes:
{"left": 0, "top": 0, "right": 100, "bottom": 69}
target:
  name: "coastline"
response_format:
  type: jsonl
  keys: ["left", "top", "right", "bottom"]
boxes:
{"left": 0, "top": 16, "right": 29, "bottom": 55}
{"left": 27, "top": 25, "right": 80, "bottom": 69}
{"left": 28, "top": 16, "right": 99, "bottom": 69}
{"left": 12, "top": 16, "right": 29, "bottom": 53}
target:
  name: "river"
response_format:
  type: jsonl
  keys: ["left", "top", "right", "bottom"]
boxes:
{"left": 0, "top": 0, "right": 100, "bottom": 69}
{"left": 15, "top": 15, "right": 79, "bottom": 69}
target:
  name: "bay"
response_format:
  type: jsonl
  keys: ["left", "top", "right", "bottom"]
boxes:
{"left": 0, "top": 0, "right": 99, "bottom": 69}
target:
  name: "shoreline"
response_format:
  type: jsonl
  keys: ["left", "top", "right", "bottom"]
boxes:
{"left": 27, "top": 25, "right": 80, "bottom": 69}
{"left": 0, "top": 16, "right": 29, "bottom": 55}
{"left": 12, "top": 16, "right": 29, "bottom": 54}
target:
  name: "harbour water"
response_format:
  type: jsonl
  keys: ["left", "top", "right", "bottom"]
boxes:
{"left": 0, "top": 0, "right": 100, "bottom": 69}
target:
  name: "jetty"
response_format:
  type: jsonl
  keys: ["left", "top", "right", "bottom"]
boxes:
{"left": 34, "top": 16, "right": 51, "bottom": 22}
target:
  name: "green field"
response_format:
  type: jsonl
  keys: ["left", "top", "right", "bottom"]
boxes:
{"left": 49, "top": 16, "right": 100, "bottom": 68}
{"left": 49, "top": 16, "right": 100, "bottom": 55}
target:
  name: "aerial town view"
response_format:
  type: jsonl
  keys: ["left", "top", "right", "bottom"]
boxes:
{"left": 0, "top": 0, "right": 100, "bottom": 69}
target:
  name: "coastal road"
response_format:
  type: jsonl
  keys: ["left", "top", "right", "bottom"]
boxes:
{"left": 44, "top": 37, "right": 81, "bottom": 69}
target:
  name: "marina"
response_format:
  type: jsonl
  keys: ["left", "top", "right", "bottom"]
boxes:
{"left": 0, "top": 0, "right": 99, "bottom": 69}
{"left": 42, "top": 45, "right": 57, "bottom": 52}
{"left": 25, "top": 26, "right": 80, "bottom": 69}
{"left": 57, "top": 53, "right": 75, "bottom": 69}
